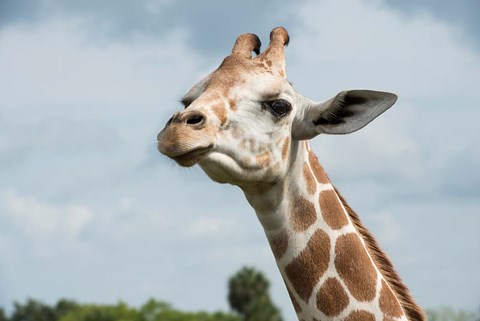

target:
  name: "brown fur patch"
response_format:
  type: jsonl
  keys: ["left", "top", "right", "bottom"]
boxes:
{"left": 291, "top": 196, "right": 317, "bottom": 231}
{"left": 269, "top": 230, "right": 289, "bottom": 260}
{"left": 207, "top": 92, "right": 222, "bottom": 103}
{"left": 345, "top": 310, "right": 375, "bottom": 321}
{"left": 303, "top": 163, "right": 316, "bottom": 195}
{"left": 380, "top": 280, "right": 404, "bottom": 318}
{"left": 334, "top": 233, "right": 377, "bottom": 302}
{"left": 282, "top": 137, "right": 290, "bottom": 160}
{"left": 212, "top": 104, "right": 227, "bottom": 126}
{"left": 316, "top": 277, "right": 349, "bottom": 316}
{"left": 334, "top": 188, "right": 426, "bottom": 321}
{"left": 207, "top": 56, "right": 250, "bottom": 97}
{"left": 228, "top": 98, "right": 237, "bottom": 111}
{"left": 285, "top": 229, "right": 330, "bottom": 302}
{"left": 308, "top": 151, "right": 330, "bottom": 184}
{"left": 319, "top": 190, "right": 348, "bottom": 230}
{"left": 287, "top": 288, "right": 302, "bottom": 313}
{"left": 255, "top": 151, "right": 271, "bottom": 166}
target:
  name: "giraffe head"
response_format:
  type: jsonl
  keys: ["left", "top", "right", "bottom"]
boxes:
{"left": 157, "top": 27, "right": 397, "bottom": 187}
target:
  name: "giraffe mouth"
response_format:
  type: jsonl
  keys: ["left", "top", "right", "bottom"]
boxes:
{"left": 170, "top": 146, "right": 213, "bottom": 167}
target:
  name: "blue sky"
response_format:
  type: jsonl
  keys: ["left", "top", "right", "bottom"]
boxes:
{"left": 0, "top": 0, "right": 479, "bottom": 319}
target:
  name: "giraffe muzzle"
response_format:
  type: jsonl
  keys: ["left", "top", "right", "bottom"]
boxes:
{"left": 165, "top": 110, "right": 207, "bottom": 130}
{"left": 157, "top": 110, "right": 214, "bottom": 167}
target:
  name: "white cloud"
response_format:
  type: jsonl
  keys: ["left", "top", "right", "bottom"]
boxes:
{"left": 185, "top": 215, "right": 238, "bottom": 239}
{"left": 0, "top": 189, "right": 93, "bottom": 257}
{"left": 0, "top": 18, "right": 200, "bottom": 112}
{"left": 289, "top": 0, "right": 480, "bottom": 98}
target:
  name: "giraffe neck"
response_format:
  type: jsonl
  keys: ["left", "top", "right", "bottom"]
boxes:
{"left": 242, "top": 141, "right": 420, "bottom": 321}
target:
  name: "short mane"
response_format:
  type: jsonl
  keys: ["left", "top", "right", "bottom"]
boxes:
{"left": 334, "top": 187, "right": 426, "bottom": 321}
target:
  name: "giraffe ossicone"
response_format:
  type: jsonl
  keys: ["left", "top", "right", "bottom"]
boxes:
{"left": 157, "top": 27, "right": 425, "bottom": 321}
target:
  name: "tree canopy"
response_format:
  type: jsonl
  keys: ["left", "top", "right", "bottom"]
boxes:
{"left": 227, "top": 267, "right": 282, "bottom": 321}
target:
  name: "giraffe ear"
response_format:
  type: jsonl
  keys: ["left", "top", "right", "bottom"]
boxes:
{"left": 292, "top": 90, "right": 397, "bottom": 140}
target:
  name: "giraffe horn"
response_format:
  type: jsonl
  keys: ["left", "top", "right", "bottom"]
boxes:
{"left": 258, "top": 27, "right": 290, "bottom": 77}
{"left": 231, "top": 33, "right": 261, "bottom": 58}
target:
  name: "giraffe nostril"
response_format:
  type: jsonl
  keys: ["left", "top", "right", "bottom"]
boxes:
{"left": 186, "top": 114, "right": 204, "bottom": 125}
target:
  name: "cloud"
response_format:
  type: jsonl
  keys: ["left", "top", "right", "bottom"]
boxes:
{"left": 288, "top": 0, "right": 480, "bottom": 99}
{"left": 381, "top": 0, "right": 480, "bottom": 52}
{"left": 0, "top": 19, "right": 201, "bottom": 113}
{"left": 185, "top": 215, "right": 239, "bottom": 239}
{"left": 0, "top": 117, "right": 120, "bottom": 167}
{"left": 0, "top": 0, "right": 44, "bottom": 28}
{"left": 0, "top": 0, "right": 297, "bottom": 53}
{"left": 0, "top": 189, "right": 93, "bottom": 258}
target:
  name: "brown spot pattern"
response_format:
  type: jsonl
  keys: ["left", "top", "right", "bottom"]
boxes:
{"left": 287, "top": 289, "right": 302, "bottom": 313}
{"left": 319, "top": 190, "right": 348, "bottom": 230}
{"left": 282, "top": 137, "right": 290, "bottom": 160}
{"left": 380, "top": 280, "right": 404, "bottom": 318}
{"left": 308, "top": 151, "right": 330, "bottom": 184}
{"left": 269, "top": 231, "right": 289, "bottom": 260}
{"left": 316, "top": 278, "right": 349, "bottom": 316}
{"left": 334, "top": 233, "right": 377, "bottom": 302}
{"left": 345, "top": 310, "right": 375, "bottom": 321}
{"left": 255, "top": 151, "right": 271, "bottom": 166}
{"left": 291, "top": 196, "right": 317, "bottom": 231}
{"left": 229, "top": 98, "right": 237, "bottom": 111}
{"left": 303, "top": 163, "right": 316, "bottom": 195}
{"left": 285, "top": 229, "right": 330, "bottom": 301}
{"left": 212, "top": 104, "right": 227, "bottom": 125}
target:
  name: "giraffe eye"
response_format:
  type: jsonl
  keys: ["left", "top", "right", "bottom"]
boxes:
{"left": 264, "top": 99, "right": 291, "bottom": 118}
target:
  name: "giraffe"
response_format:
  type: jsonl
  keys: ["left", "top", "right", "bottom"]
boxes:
{"left": 156, "top": 27, "right": 425, "bottom": 321}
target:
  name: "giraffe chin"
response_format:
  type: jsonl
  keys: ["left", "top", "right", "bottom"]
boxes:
{"left": 170, "top": 147, "right": 212, "bottom": 167}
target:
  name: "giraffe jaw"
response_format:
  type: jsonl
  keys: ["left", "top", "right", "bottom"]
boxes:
{"left": 165, "top": 145, "right": 213, "bottom": 167}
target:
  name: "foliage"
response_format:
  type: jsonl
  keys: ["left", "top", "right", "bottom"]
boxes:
{"left": 2, "top": 298, "right": 239, "bottom": 321}
{"left": 10, "top": 299, "right": 57, "bottom": 321}
{"left": 0, "top": 308, "right": 7, "bottom": 321}
{"left": 427, "top": 307, "right": 479, "bottom": 321}
{"left": 139, "top": 299, "right": 240, "bottom": 321}
{"left": 59, "top": 302, "right": 140, "bottom": 321}
{"left": 55, "top": 299, "right": 80, "bottom": 318}
{"left": 227, "top": 267, "right": 282, "bottom": 321}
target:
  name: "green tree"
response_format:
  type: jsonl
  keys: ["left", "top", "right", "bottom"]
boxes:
{"left": 0, "top": 308, "right": 8, "bottom": 321}
{"left": 55, "top": 299, "right": 79, "bottom": 318}
{"left": 139, "top": 299, "right": 240, "bottom": 321}
{"left": 10, "top": 298, "right": 56, "bottom": 321}
{"left": 227, "top": 267, "right": 282, "bottom": 321}
{"left": 59, "top": 301, "right": 140, "bottom": 321}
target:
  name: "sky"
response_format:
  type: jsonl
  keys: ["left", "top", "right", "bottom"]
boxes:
{"left": 0, "top": 0, "right": 479, "bottom": 320}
